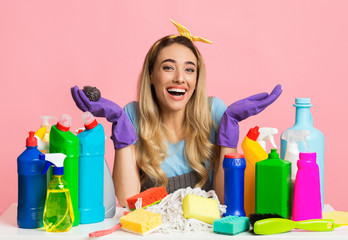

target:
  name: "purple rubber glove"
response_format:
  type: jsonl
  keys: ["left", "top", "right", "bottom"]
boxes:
{"left": 71, "top": 86, "right": 137, "bottom": 150}
{"left": 218, "top": 84, "right": 282, "bottom": 148}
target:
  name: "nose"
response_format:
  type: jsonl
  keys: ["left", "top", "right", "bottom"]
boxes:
{"left": 173, "top": 69, "right": 185, "bottom": 84}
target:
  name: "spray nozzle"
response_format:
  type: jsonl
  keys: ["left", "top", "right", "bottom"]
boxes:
{"left": 41, "top": 153, "right": 66, "bottom": 175}
{"left": 281, "top": 129, "right": 310, "bottom": 151}
{"left": 257, "top": 127, "right": 278, "bottom": 151}
{"left": 39, "top": 116, "right": 56, "bottom": 128}
{"left": 81, "top": 111, "right": 98, "bottom": 130}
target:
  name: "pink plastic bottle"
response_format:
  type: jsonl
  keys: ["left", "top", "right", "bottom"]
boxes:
{"left": 292, "top": 152, "right": 322, "bottom": 221}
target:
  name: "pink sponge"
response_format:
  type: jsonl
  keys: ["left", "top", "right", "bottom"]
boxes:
{"left": 126, "top": 187, "right": 168, "bottom": 210}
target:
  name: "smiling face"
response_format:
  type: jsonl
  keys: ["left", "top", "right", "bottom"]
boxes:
{"left": 150, "top": 43, "right": 198, "bottom": 113}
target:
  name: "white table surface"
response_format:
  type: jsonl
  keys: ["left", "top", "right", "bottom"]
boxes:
{"left": 1, "top": 203, "right": 348, "bottom": 239}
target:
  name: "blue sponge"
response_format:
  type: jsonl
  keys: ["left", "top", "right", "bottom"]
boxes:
{"left": 213, "top": 216, "right": 250, "bottom": 235}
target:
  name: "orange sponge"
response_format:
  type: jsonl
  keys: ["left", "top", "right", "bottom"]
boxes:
{"left": 126, "top": 187, "right": 168, "bottom": 210}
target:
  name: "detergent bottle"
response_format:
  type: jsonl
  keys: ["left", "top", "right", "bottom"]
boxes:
{"left": 280, "top": 98, "right": 325, "bottom": 208}
{"left": 17, "top": 132, "right": 47, "bottom": 228}
{"left": 257, "top": 127, "right": 278, "bottom": 151}
{"left": 39, "top": 116, "right": 56, "bottom": 153}
{"left": 292, "top": 152, "right": 322, "bottom": 221}
{"left": 35, "top": 127, "right": 47, "bottom": 153}
{"left": 281, "top": 129, "right": 310, "bottom": 182}
{"left": 256, "top": 149, "right": 291, "bottom": 219}
{"left": 223, "top": 153, "right": 246, "bottom": 217}
{"left": 49, "top": 114, "right": 79, "bottom": 226}
{"left": 41, "top": 153, "right": 74, "bottom": 232}
{"left": 77, "top": 111, "right": 105, "bottom": 224}
{"left": 241, "top": 126, "right": 268, "bottom": 216}
{"left": 75, "top": 127, "right": 116, "bottom": 219}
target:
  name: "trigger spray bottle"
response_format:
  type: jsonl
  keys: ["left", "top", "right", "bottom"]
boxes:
{"left": 241, "top": 126, "right": 268, "bottom": 216}
{"left": 41, "top": 153, "right": 74, "bottom": 232}
{"left": 257, "top": 127, "right": 278, "bottom": 151}
{"left": 49, "top": 114, "right": 79, "bottom": 226}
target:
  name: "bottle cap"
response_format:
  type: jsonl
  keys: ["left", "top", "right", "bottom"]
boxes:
{"left": 225, "top": 153, "right": 245, "bottom": 159}
{"left": 81, "top": 111, "right": 98, "bottom": 130}
{"left": 299, "top": 152, "right": 317, "bottom": 161}
{"left": 246, "top": 126, "right": 260, "bottom": 141}
{"left": 294, "top": 98, "right": 312, "bottom": 107}
{"left": 56, "top": 114, "right": 72, "bottom": 132}
{"left": 26, "top": 131, "right": 37, "bottom": 147}
{"left": 268, "top": 149, "right": 279, "bottom": 159}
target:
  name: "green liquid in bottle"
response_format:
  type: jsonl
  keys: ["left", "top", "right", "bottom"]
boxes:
{"left": 43, "top": 176, "right": 74, "bottom": 232}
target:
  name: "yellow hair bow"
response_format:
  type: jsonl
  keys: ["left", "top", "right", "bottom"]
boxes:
{"left": 170, "top": 19, "right": 213, "bottom": 44}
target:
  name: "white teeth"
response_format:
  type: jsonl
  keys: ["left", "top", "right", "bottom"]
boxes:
{"left": 167, "top": 88, "right": 186, "bottom": 93}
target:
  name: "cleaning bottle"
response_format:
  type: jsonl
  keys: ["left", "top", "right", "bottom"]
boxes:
{"left": 35, "top": 127, "right": 47, "bottom": 153}
{"left": 75, "top": 127, "right": 116, "bottom": 219}
{"left": 241, "top": 126, "right": 268, "bottom": 216}
{"left": 39, "top": 116, "right": 56, "bottom": 153}
{"left": 104, "top": 159, "right": 116, "bottom": 218}
{"left": 292, "top": 152, "right": 322, "bottom": 221}
{"left": 257, "top": 127, "right": 278, "bottom": 151}
{"left": 41, "top": 153, "right": 74, "bottom": 232}
{"left": 49, "top": 114, "right": 79, "bottom": 226}
{"left": 281, "top": 129, "right": 310, "bottom": 182}
{"left": 280, "top": 98, "right": 325, "bottom": 208}
{"left": 223, "top": 153, "right": 246, "bottom": 217}
{"left": 77, "top": 111, "right": 105, "bottom": 224}
{"left": 256, "top": 149, "right": 291, "bottom": 219}
{"left": 17, "top": 131, "right": 47, "bottom": 228}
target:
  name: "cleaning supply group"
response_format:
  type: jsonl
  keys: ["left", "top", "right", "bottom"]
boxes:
{"left": 17, "top": 97, "right": 329, "bottom": 236}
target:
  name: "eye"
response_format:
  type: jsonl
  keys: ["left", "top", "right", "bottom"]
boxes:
{"left": 186, "top": 68, "right": 195, "bottom": 73}
{"left": 162, "top": 65, "right": 174, "bottom": 71}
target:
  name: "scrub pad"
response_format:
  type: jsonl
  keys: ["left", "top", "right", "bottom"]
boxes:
{"left": 120, "top": 209, "right": 162, "bottom": 235}
{"left": 183, "top": 193, "right": 220, "bottom": 224}
{"left": 213, "top": 216, "right": 250, "bottom": 235}
{"left": 126, "top": 187, "right": 168, "bottom": 210}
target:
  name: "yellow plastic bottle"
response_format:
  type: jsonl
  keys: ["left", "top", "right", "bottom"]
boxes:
{"left": 41, "top": 153, "right": 74, "bottom": 232}
{"left": 241, "top": 126, "right": 268, "bottom": 216}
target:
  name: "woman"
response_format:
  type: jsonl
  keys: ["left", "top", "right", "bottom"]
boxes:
{"left": 71, "top": 23, "right": 282, "bottom": 207}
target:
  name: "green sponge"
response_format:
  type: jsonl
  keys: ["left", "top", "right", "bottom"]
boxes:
{"left": 213, "top": 216, "right": 250, "bottom": 235}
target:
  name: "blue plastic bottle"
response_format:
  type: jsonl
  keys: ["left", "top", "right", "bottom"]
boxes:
{"left": 280, "top": 98, "right": 325, "bottom": 207}
{"left": 223, "top": 153, "right": 246, "bottom": 217}
{"left": 17, "top": 131, "right": 47, "bottom": 228}
{"left": 77, "top": 111, "right": 105, "bottom": 224}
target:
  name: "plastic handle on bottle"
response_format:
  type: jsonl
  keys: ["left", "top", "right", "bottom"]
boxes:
{"left": 42, "top": 161, "right": 54, "bottom": 175}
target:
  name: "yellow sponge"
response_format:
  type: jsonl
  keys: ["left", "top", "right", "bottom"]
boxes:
{"left": 120, "top": 209, "right": 162, "bottom": 235}
{"left": 183, "top": 194, "right": 220, "bottom": 224}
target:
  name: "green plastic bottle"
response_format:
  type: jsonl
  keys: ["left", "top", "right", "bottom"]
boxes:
{"left": 255, "top": 149, "right": 291, "bottom": 219}
{"left": 49, "top": 114, "right": 79, "bottom": 226}
{"left": 41, "top": 153, "right": 74, "bottom": 232}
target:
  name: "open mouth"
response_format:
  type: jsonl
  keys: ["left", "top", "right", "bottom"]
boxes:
{"left": 167, "top": 88, "right": 186, "bottom": 96}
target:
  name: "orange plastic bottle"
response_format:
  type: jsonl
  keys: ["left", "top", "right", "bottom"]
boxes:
{"left": 241, "top": 126, "right": 268, "bottom": 216}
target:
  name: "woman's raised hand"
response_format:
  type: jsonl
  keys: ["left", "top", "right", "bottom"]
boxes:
{"left": 71, "top": 86, "right": 137, "bottom": 149}
{"left": 218, "top": 84, "right": 282, "bottom": 148}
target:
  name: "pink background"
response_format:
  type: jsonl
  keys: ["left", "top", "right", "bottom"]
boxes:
{"left": 1, "top": 0, "right": 347, "bottom": 214}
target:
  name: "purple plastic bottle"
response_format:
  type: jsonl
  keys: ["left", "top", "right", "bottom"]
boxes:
{"left": 292, "top": 152, "right": 322, "bottom": 221}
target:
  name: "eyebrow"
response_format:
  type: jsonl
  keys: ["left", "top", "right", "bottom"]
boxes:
{"left": 161, "top": 58, "right": 197, "bottom": 67}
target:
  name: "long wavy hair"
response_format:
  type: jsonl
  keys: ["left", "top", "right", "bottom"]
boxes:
{"left": 136, "top": 35, "right": 216, "bottom": 188}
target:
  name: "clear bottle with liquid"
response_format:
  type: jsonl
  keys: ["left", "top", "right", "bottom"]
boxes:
{"left": 41, "top": 153, "right": 74, "bottom": 232}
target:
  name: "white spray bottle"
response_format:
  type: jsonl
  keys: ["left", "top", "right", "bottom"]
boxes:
{"left": 39, "top": 116, "right": 56, "bottom": 153}
{"left": 281, "top": 129, "right": 310, "bottom": 180}
{"left": 257, "top": 127, "right": 278, "bottom": 151}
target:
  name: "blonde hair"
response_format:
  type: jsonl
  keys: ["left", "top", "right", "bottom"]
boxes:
{"left": 136, "top": 35, "right": 216, "bottom": 188}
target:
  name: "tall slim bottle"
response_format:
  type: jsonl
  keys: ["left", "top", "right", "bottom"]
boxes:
{"left": 77, "top": 111, "right": 105, "bottom": 224}
{"left": 280, "top": 98, "right": 325, "bottom": 207}
{"left": 17, "top": 132, "right": 47, "bottom": 228}
{"left": 49, "top": 114, "right": 80, "bottom": 226}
